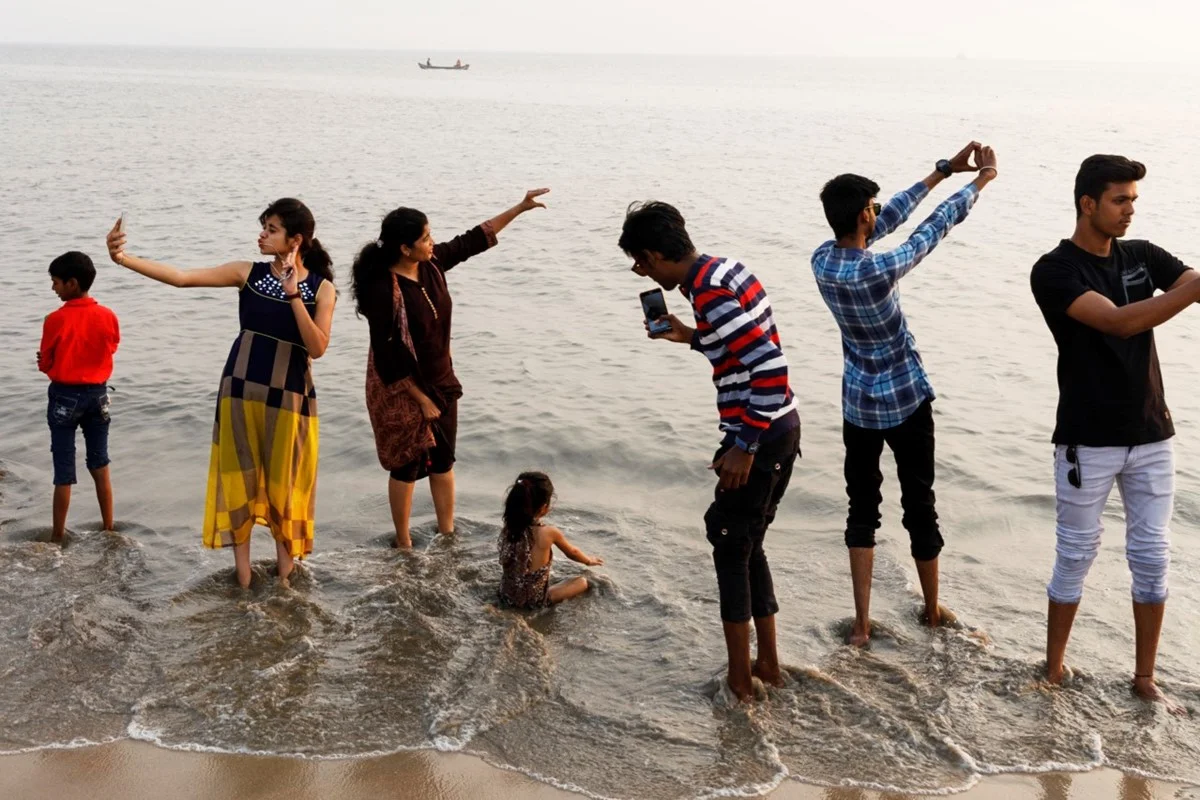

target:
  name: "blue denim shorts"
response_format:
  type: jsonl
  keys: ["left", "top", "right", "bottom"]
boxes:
{"left": 47, "top": 383, "right": 111, "bottom": 485}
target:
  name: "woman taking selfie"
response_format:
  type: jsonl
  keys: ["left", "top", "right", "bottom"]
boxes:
{"left": 350, "top": 188, "right": 548, "bottom": 548}
{"left": 106, "top": 199, "right": 336, "bottom": 588}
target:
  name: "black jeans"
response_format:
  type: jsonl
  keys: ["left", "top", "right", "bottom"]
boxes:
{"left": 843, "top": 399, "right": 942, "bottom": 561}
{"left": 704, "top": 426, "right": 801, "bottom": 623}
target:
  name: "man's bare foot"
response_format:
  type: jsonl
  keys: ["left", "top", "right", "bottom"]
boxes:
{"left": 848, "top": 621, "right": 870, "bottom": 647}
{"left": 1133, "top": 675, "right": 1188, "bottom": 717}
{"left": 752, "top": 660, "right": 784, "bottom": 688}
{"left": 1046, "top": 662, "right": 1071, "bottom": 686}
{"left": 394, "top": 536, "right": 412, "bottom": 549}
{"left": 920, "top": 604, "right": 957, "bottom": 628}
{"left": 726, "top": 677, "right": 755, "bottom": 704}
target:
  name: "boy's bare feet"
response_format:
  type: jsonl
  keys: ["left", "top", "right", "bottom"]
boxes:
{"left": 848, "top": 622, "right": 870, "bottom": 648}
{"left": 1133, "top": 675, "right": 1188, "bottom": 717}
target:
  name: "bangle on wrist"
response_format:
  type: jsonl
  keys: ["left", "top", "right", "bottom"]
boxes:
{"left": 285, "top": 291, "right": 302, "bottom": 301}
{"left": 978, "top": 166, "right": 998, "bottom": 176}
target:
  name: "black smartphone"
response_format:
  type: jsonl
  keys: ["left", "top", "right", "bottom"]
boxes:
{"left": 640, "top": 289, "right": 672, "bottom": 336}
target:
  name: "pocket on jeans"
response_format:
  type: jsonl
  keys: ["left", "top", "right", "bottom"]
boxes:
{"left": 48, "top": 394, "right": 80, "bottom": 426}
{"left": 705, "top": 505, "right": 752, "bottom": 548}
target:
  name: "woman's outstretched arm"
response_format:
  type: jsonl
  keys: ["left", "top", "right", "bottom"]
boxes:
{"left": 106, "top": 219, "right": 251, "bottom": 288}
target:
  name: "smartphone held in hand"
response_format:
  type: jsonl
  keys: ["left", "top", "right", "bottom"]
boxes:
{"left": 640, "top": 289, "right": 672, "bottom": 336}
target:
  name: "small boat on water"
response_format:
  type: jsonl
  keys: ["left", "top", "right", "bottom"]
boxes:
{"left": 418, "top": 62, "right": 470, "bottom": 71}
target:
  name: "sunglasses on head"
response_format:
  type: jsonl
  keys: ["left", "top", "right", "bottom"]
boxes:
{"left": 1066, "top": 445, "right": 1081, "bottom": 489}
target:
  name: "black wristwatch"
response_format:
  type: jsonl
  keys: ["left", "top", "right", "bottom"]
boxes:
{"left": 936, "top": 159, "right": 953, "bottom": 178}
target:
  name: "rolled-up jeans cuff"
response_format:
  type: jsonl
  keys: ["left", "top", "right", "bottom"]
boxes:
{"left": 1046, "top": 587, "right": 1082, "bottom": 605}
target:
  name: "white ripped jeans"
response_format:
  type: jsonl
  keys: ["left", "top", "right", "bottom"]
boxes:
{"left": 1047, "top": 440, "right": 1174, "bottom": 606}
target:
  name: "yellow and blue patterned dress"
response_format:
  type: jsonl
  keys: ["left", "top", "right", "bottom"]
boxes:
{"left": 203, "top": 262, "right": 323, "bottom": 558}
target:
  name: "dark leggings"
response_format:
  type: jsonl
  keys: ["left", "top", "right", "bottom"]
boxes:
{"left": 843, "top": 399, "right": 943, "bottom": 561}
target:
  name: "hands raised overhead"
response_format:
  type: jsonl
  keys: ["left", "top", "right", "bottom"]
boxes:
{"left": 947, "top": 141, "right": 998, "bottom": 176}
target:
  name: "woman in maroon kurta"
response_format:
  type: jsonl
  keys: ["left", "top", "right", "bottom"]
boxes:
{"left": 351, "top": 189, "right": 549, "bottom": 547}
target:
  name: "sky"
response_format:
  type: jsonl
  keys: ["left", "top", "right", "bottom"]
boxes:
{"left": 2, "top": 0, "right": 1198, "bottom": 61}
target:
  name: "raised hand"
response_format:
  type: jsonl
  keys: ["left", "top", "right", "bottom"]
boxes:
{"left": 948, "top": 141, "right": 983, "bottom": 173}
{"left": 280, "top": 245, "right": 300, "bottom": 295}
{"left": 106, "top": 218, "right": 128, "bottom": 266}
{"left": 519, "top": 188, "right": 551, "bottom": 212}
{"left": 976, "top": 145, "right": 998, "bottom": 174}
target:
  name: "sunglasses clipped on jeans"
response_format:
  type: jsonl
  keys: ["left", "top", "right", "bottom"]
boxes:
{"left": 1066, "top": 445, "right": 1081, "bottom": 488}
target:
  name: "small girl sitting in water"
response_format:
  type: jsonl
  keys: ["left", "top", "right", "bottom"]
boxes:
{"left": 499, "top": 471, "right": 603, "bottom": 608}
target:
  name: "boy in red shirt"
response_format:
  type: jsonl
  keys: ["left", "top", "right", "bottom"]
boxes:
{"left": 37, "top": 252, "right": 120, "bottom": 542}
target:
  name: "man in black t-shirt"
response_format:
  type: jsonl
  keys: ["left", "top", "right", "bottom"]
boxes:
{"left": 1031, "top": 155, "right": 1200, "bottom": 714}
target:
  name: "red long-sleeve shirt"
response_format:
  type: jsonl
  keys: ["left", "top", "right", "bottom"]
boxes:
{"left": 38, "top": 297, "right": 120, "bottom": 384}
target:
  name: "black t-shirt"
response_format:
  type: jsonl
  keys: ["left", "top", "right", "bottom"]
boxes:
{"left": 1030, "top": 238, "right": 1190, "bottom": 446}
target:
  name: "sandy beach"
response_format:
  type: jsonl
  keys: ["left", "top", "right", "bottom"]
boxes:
{"left": 0, "top": 742, "right": 1192, "bottom": 800}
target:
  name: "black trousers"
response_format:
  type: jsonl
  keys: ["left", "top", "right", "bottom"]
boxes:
{"left": 843, "top": 399, "right": 943, "bottom": 562}
{"left": 704, "top": 426, "right": 801, "bottom": 623}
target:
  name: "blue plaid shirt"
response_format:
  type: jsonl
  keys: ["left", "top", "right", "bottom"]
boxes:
{"left": 811, "top": 181, "right": 979, "bottom": 429}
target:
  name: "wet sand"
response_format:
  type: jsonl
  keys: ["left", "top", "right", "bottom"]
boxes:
{"left": 0, "top": 742, "right": 1191, "bottom": 800}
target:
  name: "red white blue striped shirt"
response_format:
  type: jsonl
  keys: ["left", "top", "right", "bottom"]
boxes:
{"left": 682, "top": 255, "right": 799, "bottom": 448}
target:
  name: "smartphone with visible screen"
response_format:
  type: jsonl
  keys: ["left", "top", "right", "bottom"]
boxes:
{"left": 640, "top": 289, "right": 672, "bottom": 336}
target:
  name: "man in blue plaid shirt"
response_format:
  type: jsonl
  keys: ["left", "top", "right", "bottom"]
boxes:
{"left": 811, "top": 142, "right": 999, "bottom": 647}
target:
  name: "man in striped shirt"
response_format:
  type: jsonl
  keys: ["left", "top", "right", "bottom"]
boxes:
{"left": 621, "top": 201, "right": 800, "bottom": 703}
{"left": 811, "top": 142, "right": 998, "bottom": 647}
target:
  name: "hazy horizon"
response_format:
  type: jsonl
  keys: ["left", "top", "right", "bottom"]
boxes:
{"left": 4, "top": 42, "right": 1200, "bottom": 69}
{"left": 3, "top": 0, "right": 1199, "bottom": 62}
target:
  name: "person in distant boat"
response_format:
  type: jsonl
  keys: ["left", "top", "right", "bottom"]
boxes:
{"left": 350, "top": 189, "right": 549, "bottom": 549}
{"left": 622, "top": 202, "right": 801, "bottom": 704}
{"left": 1031, "top": 155, "right": 1199, "bottom": 715}
{"left": 106, "top": 200, "right": 336, "bottom": 589}
{"left": 498, "top": 471, "right": 603, "bottom": 609}
{"left": 455, "top": 59, "right": 462, "bottom": 67}
{"left": 811, "top": 142, "right": 998, "bottom": 647}
{"left": 426, "top": 58, "right": 431, "bottom": 66}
